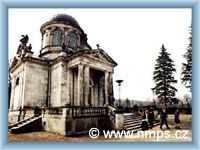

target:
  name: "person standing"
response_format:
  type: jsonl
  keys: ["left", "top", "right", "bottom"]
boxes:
{"left": 160, "top": 108, "right": 170, "bottom": 129}
{"left": 174, "top": 108, "right": 181, "bottom": 129}
{"left": 148, "top": 109, "right": 155, "bottom": 129}
{"left": 141, "top": 109, "right": 149, "bottom": 131}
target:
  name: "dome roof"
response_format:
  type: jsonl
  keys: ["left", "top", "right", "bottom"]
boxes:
{"left": 50, "top": 14, "right": 81, "bottom": 29}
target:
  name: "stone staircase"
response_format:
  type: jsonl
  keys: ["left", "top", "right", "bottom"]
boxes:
{"left": 124, "top": 113, "right": 160, "bottom": 132}
{"left": 9, "top": 115, "right": 42, "bottom": 133}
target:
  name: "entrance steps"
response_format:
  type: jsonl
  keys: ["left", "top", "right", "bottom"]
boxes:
{"left": 9, "top": 115, "right": 42, "bottom": 133}
{"left": 124, "top": 113, "right": 160, "bottom": 132}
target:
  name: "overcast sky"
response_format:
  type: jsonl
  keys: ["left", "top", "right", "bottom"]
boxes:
{"left": 9, "top": 8, "right": 192, "bottom": 101}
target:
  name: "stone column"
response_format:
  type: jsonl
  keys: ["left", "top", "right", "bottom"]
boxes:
{"left": 84, "top": 66, "right": 89, "bottom": 106}
{"left": 19, "top": 73, "right": 23, "bottom": 108}
{"left": 104, "top": 71, "right": 109, "bottom": 105}
{"left": 66, "top": 69, "right": 72, "bottom": 105}
{"left": 109, "top": 72, "right": 114, "bottom": 106}
{"left": 21, "top": 68, "right": 26, "bottom": 109}
{"left": 77, "top": 64, "right": 84, "bottom": 106}
{"left": 41, "top": 32, "right": 44, "bottom": 49}
{"left": 99, "top": 76, "right": 104, "bottom": 106}
{"left": 9, "top": 81, "right": 15, "bottom": 110}
{"left": 91, "top": 86, "right": 94, "bottom": 106}
{"left": 49, "top": 29, "right": 52, "bottom": 46}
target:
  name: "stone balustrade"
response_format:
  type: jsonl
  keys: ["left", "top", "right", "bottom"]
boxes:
{"left": 70, "top": 106, "right": 108, "bottom": 118}
{"left": 43, "top": 106, "right": 108, "bottom": 118}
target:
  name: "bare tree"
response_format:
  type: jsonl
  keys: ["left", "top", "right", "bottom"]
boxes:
{"left": 182, "top": 94, "right": 192, "bottom": 108}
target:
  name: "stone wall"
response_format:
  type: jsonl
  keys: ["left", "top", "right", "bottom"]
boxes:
{"left": 42, "top": 114, "right": 108, "bottom": 136}
{"left": 69, "top": 117, "right": 108, "bottom": 135}
{"left": 50, "top": 62, "right": 62, "bottom": 107}
{"left": 60, "top": 62, "right": 68, "bottom": 106}
{"left": 10, "top": 64, "right": 25, "bottom": 110}
{"left": 24, "top": 62, "right": 48, "bottom": 107}
{"left": 42, "top": 115, "right": 66, "bottom": 135}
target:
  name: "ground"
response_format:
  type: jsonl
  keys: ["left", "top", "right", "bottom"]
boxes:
{"left": 8, "top": 114, "right": 192, "bottom": 142}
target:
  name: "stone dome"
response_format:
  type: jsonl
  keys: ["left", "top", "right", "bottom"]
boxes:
{"left": 50, "top": 14, "right": 81, "bottom": 29}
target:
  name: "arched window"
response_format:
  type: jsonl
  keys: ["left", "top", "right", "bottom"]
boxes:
{"left": 67, "top": 32, "right": 78, "bottom": 48}
{"left": 52, "top": 29, "right": 62, "bottom": 46}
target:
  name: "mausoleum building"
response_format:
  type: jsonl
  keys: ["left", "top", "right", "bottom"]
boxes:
{"left": 8, "top": 14, "right": 118, "bottom": 135}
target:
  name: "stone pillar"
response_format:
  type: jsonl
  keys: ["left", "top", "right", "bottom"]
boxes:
{"left": 9, "top": 81, "right": 15, "bottom": 110}
{"left": 115, "top": 113, "right": 124, "bottom": 129}
{"left": 109, "top": 72, "right": 114, "bottom": 106}
{"left": 48, "top": 29, "right": 51, "bottom": 45}
{"left": 62, "top": 108, "right": 67, "bottom": 118}
{"left": 66, "top": 69, "right": 72, "bottom": 105}
{"left": 21, "top": 68, "right": 26, "bottom": 109}
{"left": 19, "top": 73, "right": 23, "bottom": 108}
{"left": 77, "top": 64, "right": 84, "bottom": 106}
{"left": 99, "top": 76, "right": 104, "bottom": 106}
{"left": 104, "top": 71, "right": 109, "bottom": 105}
{"left": 41, "top": 32, "right": 44, "bottom": 49}
{"left": 91, "top": 86, "right": 94, "bottom": 106}
{"left": 84, "top": 66, "right": 89, "bottom": 106}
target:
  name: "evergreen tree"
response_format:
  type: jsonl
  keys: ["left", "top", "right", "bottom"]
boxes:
{"left": 153, "top": 44, "right": 177, "bottom": 109}
{"left": 181, "top": 25, "right": 192, "bottom": 92}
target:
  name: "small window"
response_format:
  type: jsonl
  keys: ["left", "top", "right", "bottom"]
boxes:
{"left": 52, "top": 29, "right": 62, "bottom": 46}
{"left": 67, "top": 32, "right": 78, "bottom": 48}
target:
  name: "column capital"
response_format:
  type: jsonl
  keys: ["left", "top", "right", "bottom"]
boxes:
{"left": 104, "top": 70, "right": 113, "bottom": 74}
{"left": 84, "top": 64, "right": 90, "bottom": 68}
{"left": 79, "top": 62, "right": 89, "bottom": 67}
{"left": 78, "top": 62, "right": 84, "bottom": 66}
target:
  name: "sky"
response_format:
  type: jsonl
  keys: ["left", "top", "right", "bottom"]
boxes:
{"left": 9, "top": 8, "right": 192, "bottom": 101}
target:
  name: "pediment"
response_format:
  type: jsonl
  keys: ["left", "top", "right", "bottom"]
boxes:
{"left": 88, "top": 49, "right": 117, "bottom": 66}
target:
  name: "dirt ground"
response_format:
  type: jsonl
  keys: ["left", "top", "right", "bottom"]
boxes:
{"left": 9, "top": 114, "right": 192, "bottom": 142}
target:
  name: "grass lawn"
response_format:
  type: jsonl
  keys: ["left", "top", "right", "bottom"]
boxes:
{"left": 8, "top": 114, "right": 192, "bottom": 142}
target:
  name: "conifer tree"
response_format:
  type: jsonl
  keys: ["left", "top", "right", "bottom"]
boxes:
{"left": 181, "top": 25, "right": 192, "bottom": 92}
{"left": 153, "top": 44, "right": 177, "bottom": 109}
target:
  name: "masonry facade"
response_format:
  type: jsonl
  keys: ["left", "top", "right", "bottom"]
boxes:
{"left": 9, "top": 14, "right": 117, "bottom": 134}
